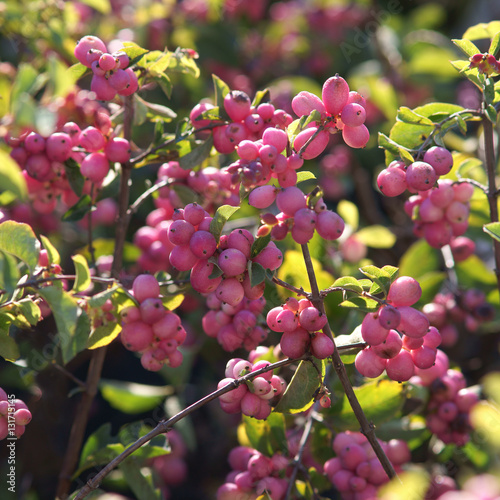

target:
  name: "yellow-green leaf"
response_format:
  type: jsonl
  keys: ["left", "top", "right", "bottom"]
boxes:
{"left": 0, "top": 149, "right": 28, "bottom": 201}
{"left": 72, "top": 254, "right": 91, "bottom": 293}
{"left": 87, "top": 322, "right": 122, "bottom": 350}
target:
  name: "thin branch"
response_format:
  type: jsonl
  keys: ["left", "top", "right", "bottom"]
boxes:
{"left": 272, "top": 275, "right": 311, "bottom": 298}
{"left": 482, "top": 115, "right": 500, "bottom": 292}
{"left": 300, "top": 243, "right": 398, "bottom": 482}
{"left": 73, "top": 356, "right": 301, "bottom": 499}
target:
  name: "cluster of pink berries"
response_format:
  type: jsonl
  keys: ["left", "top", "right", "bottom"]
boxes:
{"left": 156, "top": 161, "right": 239, "bottom": 213}
{"left": 412, "top": 350, "right": 479, "bottom": 446}
{"left": 422, "top": 289, "right": 495, "bottom": 347}
{"left": 324, "top": 430, "right": 410, "bottom": 500}
{"left": 8, "top": 118, "right": 130, "bottom": 213}
{"left": 250, "top": 185, "right": 345, "bottom": 244}
{"left": 217, "top": 357, "right": 286, "bottom": 420}
{"left": 217, "top": 445, "right": 289, "bottom": 500}
{"left": 226, "top": 127, "right": 303, "bottom": 190}
{"left": 433, "top": 474, "right": 500, "bottom": 500}
{"left": 120, "top": 274, "right": 186, "bottom": 371}
{"left": 319, "top": 145, "right": 353, "bottom": 200}
{"left": 377, "top": 146, "right": 454, "bottom": 197}
{"left": 406, "top": 180, "right": 474, "bottom": 249}
{"left": 469, "top": 53, "right": 500, "bottom": 76}
{"left": 149, "top": 430, "right": 188, "bottom": 499}
{"left": 202, "top": 294, "right": 267, "bottom": 351}
{"left": 0, "top": 389, "right": 32, "bottom": 440}
{"left": 169, "top": 211, "right": 282, "bottom": 303}
{"left": 267, "top": 297, "right": 335, "bottom": 359}
{"left": 355, "top": 276, "right": 442, "bottom": 382}
{"left": 190, "top": 91, "right": 293, "bottom": 155}
{"left": 291, "top": 75, "right": 370, "bottom": 152}
{"left": 74, "top": 35, "right": 138, "bottom": 100}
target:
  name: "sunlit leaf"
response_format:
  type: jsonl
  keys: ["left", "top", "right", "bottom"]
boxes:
{"left": 274, "top": 359, "right": 325, "bottom": 414}
{"left": 241, "top": 413, "right": 287, "bottom": 456}
{"left": 337, "top": 200, "right": 359, "bottom": 231}
{"left": 72, "top": 254, "right": 91, "bottom": 293}
{"left": 0, "top": 221, "right": 40, "bottom": 273}
{"left": 99, "top": 379, "right": 173, "bottom": 414}
{"left": 209, "top": 205, "right": 240, "bottom": 243}
{"left": 355, "top": 226, "right": 396, "bottom": 249}
{"left": 0, "top": 150, "right": 28, "bottom": 201}
{"left": 87, "top": 322, "right": 122, "bottom": 350}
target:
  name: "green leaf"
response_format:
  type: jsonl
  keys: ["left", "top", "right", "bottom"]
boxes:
{"left": 452, "top": 38, "right": 481, "bottom": 58}
{"left": 240, "top": 412, "right": 287, "bottom": 456}
{"left": 397, "top": 107, "right": 434, "bottom": 125}
{"left": 0, "top": 221, "right": 40, "bottom": 273}
{"left": 63, "top": 158, "right": 85, "bottom": 197}
{"left": 378, "top": 132, "right": 403, "bottom": 157}
{"left": 87, "top": 322, "right": 121, "bottom": 350}
{"left": 99, "top": 379, "right": 173, "bottom": 414}
{"left": 463, "top": 21, "right": 500, "bottom": 41}
{"left": 0, "top": 329, "right": 20, "bottom": 361}
{"left": 250, "top": 234, "right": 272, "bottom": 259}
{"left": 332, "top": 276, "right": 364, "bottom": 294}
{"left": 485, "top": 78, "right": 496, "bottom": 106}
{"left": 330, "top": 380, "right": 405, "bottom": 431}
{"left": 249, "top": 262, "right": 266, "bottom": 288}
{"left": 136, "top": 96, "right": 177, "bottom": 121}
{"left": 489, "top": 32, "right": 500, "bottom": 57}
{"left": 212, "top": 74, "right": 230, "bottom": 108}
{"left": 62, "top": 195, "right": 93, "bottom": 222}
{"left": 121, "top": 42, "right": 149, "bottom": 65}
{"left": 335, "top": 327, "right": 365, "bottom": 364}
{"left": 355, "top": 226, "right": 396, "bottom": 249}
{"left": 153, "top": 71, "right": 173, "bottom": 99}
{"left": 40, "top": 235, "right": 60, "bottom": 265}
{"left": 398, "top": 147, "right": 415, "bottom": 165}
{"left": 78, "top": 423, "right": 114, "bottom": 469}
{"left": 274, "top": 359, "right": 325, "bottom": 414}
{"left": 339, "top": 295, "right": 379, "bottom": 313}
{"left": 78, "top": 0, "right": 111, "bottom": 14}
{"left": 398, "top": 239, "right": 440, "bottom": 280}
{"left": 14, "top": 299, "right": 41, "bottom": 326}
{"left": 337, "top": 200, "right": 358, "bottom": 231}
{"left": 161, "top": 293, "right": 185, "bottom": 312}
{"left": 37, "top": 286, "right": 90, "bottom": 364}
{"left": 485, "top": 104, "right": 497, "bottom": 124}
{"left": 67, "top": 62, "right": 88, "bottom": 81}
{"left": 359, "top": 265, "right": 391, "bottom": 293}
{"left": 88, "top": 286, "right": 122, "bottom": 309}
{"left": 119, "top": 457, "right": 162, "bottom": 500}
{"left": 178, "top": 136, "right": 213, "bottom": 170}
{"left": 296, "top": 171, "right": 316, "bottom": 184}
{"left": 0, "top": 251, "right": 20, "bottom": 303}
{"left": 71, "top": 254, "right": 91, "bottom": 293}
{"left": 456, "top": 254, "right": 497, "bottom": 288}
{"left": 483, "top": 222, "right": 500, "bottom": 241}
{"left": 209, "top": 205, "right": 240, "bottom": 243}
{"left": 252, "top": 88, "right": 271, "bottom": 107}
{"left": 0, "top": 149, "right": 28, "bottom": 201}
{"left": 378, "top": 470, "right": 430, "bottom": 500}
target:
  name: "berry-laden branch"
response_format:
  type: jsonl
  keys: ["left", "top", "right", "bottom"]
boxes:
{"left": 56, "top": 96, "right": 136, "bottom": 500}
{"left": 300, "top": 243, "right": 399, "bottom": 482}
{"left": 73, "top": 356, "right": 300, "bottom": 499}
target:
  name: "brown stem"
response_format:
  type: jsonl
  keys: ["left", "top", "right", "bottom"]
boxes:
{"left": 300, "top": 243, "right": 398, "bottom": 482}
{"left": 56, "top": 96, "right": 135, "bottom": 499}
{"left": 73, "top": 357, "right": 300, "bottom": 499}
{"left": 482, "top": 116, "right": 500, "bottom": 292}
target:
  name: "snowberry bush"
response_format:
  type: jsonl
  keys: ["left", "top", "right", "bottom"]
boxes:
{"left": 0, "top": 5, "right": 499, "bottom": 500}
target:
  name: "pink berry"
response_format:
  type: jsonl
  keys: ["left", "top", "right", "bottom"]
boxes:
{"left": 218, "top": 248, "right": 248, "bottom": 277}
{"left": 361, "top": 312, "right": 390, "bottom": 345}
{"left": 133, "top": 274, "right": 160, "bottom": 303}
{"left": 248, "top": 185, "right": 277, "bottom": 209}
{"left": 105, "top": 137, "right": 131, "bottom": 163}
{"left": 378, "top": 305, "right": 401, "bottom": 330}
{"left": 387, "top": 277, "right": 422, "bottom": 307}
{"left": 216, "top": 278, "right": 245, "bottom": 306}
{"left": 322, "top": 75, "right": 350, "bottom": 116}
{"left": 121, "top": 321, "right": 154, "bottom": 351}
{"left": 24, "top": 132, "right": 46, "bottom": 154}
{"left": 310, "top": 332, "right": 335, "bottom": 359}
{"left": 291, "top": 91, "right": 326, "bottom": 117}
{"left": 280, "top": 327, "right": 310, "bottom": 358}
{"left": 189, "top": 230, "right": 217, "bottom": 259}
{"left": 316, "top": 210, "right": 345, "bottom": 240}
{"left": 293, "top": 127, "right": 329, "bottom": 159}
{"left": 341, "top": 102, "right": 366, "bottom": 127}
{"left": 423, "top": 146, "right": 453, "bottom": 176}
{"left": 342, "top": 124, "right": 370, "bottom": 148}
{"left": 406, "top": 161, "right": 437, "bottom": 191}
{"left": 80, "top": 152, "right": 109, "bottom": 183}
{"left": 79, "top": 126, "right": 106, "bottom": 152}
{"left": 377, "top": 167, "right": 407, "bottom": 197}
{"left": 90, "top": 74, "right": 117, "bottom": 101}
{"left": 397, "top": 306, "right": 430, "bottom": 338}
{"left": 74, "top": 36, "right": 107, "bottom": 67}
{"left": 385, "top": 349, "right": 415, "bottom": 382}
{"left": 224, "top": 91, "right": 252, "bottom": 122}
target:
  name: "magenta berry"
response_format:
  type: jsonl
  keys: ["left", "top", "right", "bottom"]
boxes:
{"left": 322, "top": 75, "right": 350, "bottom": 116}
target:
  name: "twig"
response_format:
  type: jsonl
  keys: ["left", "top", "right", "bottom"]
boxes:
{"left": 300, "top": 243, "right": 398, "bottom": 482}
{"left": 272, "top": 275, "right": 311, "bottom": 298}
{"left": 482, "top": 115, "right": 500, "bottom": 292}
{"left": 73, "top": 356, "right": 301, "bottom": 499}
